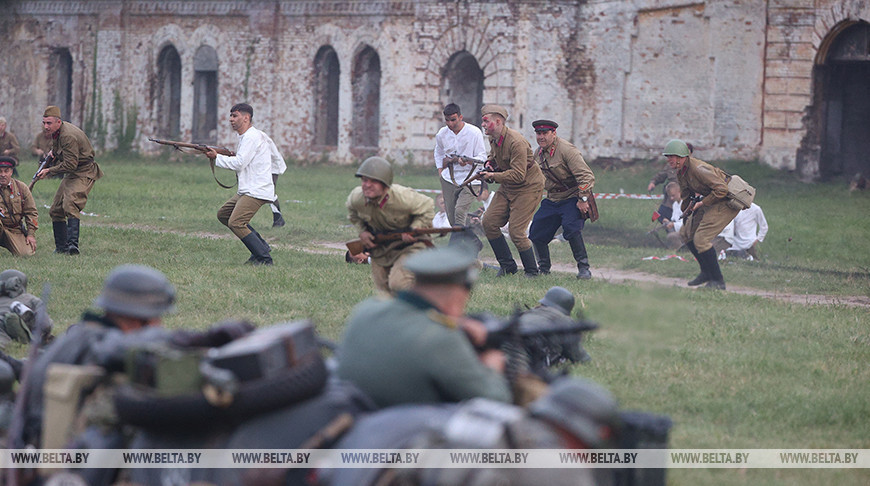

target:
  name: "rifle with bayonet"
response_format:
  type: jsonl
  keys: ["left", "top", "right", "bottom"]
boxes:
{"left": 28, "top": 153, "right": 55, "bottom": 191}
{"left": 148, "top": 137, "right": 237, "bottom": 188}
{"left": 346, "top": 226, "right": 470, "bottom": 255}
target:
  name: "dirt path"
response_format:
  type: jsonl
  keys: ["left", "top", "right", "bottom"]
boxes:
{"left": 93, "top": 223, "right": 870, "bottom": 309}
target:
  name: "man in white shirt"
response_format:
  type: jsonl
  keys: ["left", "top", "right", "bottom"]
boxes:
{"left": 268, "top": 138, "right": 287, "bottom": 227}
{"left": 205, "top": 103, "right": 275, "bottom": 265}
{"left": 433, "top": 103, "right": 487, "bottom": 228}
{"left": 727, "top": 203, "right": 768, "bottom": 260}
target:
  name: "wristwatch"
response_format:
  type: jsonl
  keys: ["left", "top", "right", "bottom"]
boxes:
{"left": 580, "top": 196, "right": 589, "bottom": 202}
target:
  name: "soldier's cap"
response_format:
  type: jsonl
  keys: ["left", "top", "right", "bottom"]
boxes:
{"left": 0, "top": 156, "right": 17, "bottom": 168}
{"left": 404, "top": 244, "right": 479, "bottom": 288}
{"left": 532, "top": 120, "right": 559, "bottom": 132}
{"left": 481, "top": 104, "right": 508, "bottom": 120}
{"left": 43, "top": 106, "right": 62, "bottom": 119}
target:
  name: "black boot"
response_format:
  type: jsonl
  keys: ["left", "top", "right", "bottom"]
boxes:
{"left": 488, "top": 236, "right": 517, "bottom": 276}
{"left": 533, "top": 241, "right": 551, "bottom": 275}
{"left": 685, "top": 241, "right": 709, "bottom": 286}
{"left": 699, "top": 248, "right": 726, "bottom": 290}
{"left": 66, "top": 218, "right": 80, "bottom": 255}
{"left": 241, "top": 232, "right": 273, "bottom": 265}
{"left": 518, "top": 248, "right": 539, "bottom": 277}
{"left": 567, "top": 232, "right": 592, "bottom": 280}
{"left": 52, "top": 221, "right": 68, "bottom": 254}
{"left": 272, "top": 211, "right": 285, "bottom": 228}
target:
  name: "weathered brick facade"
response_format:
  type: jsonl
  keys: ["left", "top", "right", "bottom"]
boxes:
{"left": 0, "top": 0, "right": 867, "bottom": 179}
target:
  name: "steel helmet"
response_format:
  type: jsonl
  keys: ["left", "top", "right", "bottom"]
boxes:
{"left": 662, "top": 139, "right": 690, "bottom": 157}
{"left": 528, "top": 377, "right": 620, "bottom": 448}
{"left": 94, "top": 265, "right": 176, "bottom": 319}
{"left": 538, "top": 286, "right": 575, "bottom": 316}
{"left": 0, "top": 269, "right": 27, "bottom": 298}
{"left": 355, "top": 157, "right": 393, "bottom": 187}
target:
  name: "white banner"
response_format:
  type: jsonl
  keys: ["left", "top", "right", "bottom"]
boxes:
{"left": 1, "top": 449, "right": 868, "bottom": 469}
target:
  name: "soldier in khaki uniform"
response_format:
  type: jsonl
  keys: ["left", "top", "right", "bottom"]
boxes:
{"left": 34, "top": 106, "right": 103, "bottom": 255}
{"left": 528, "top": 120, "right": 596, "bottom": 279}
{"left": 664, "top": 139, "right": 739, "bottom": 290}
{"left": 346, "top": 157, "right": 435, "bottom": 293}
{"left": 0, "top": 117, "right": 20, "bottom": 161}
{"left": 478, "top": 104, "right": 545, "bottom": 277}
{"left": 0, "top": 156, "right": 38, "bottom": 256}
{"left": 30, "top": 130, "right": 53, "bottom": 160}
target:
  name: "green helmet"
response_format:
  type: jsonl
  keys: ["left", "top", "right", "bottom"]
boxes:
{"left": 0, "top": 270, "right": 27, "bottom": 298}
{"left": 528, "top": 377, "right": 620, "bottom": 448}
{"left": 538, "top": 286, "right": 575, "bottom": 316}
{"left": 662, "top": 139, "right": 690, "bottom": 157}
{"left": 94, "top": 265, "right": 176, "bottom": 319}
{"left": 355, "top": 157, "right": 393, "bottom": 187}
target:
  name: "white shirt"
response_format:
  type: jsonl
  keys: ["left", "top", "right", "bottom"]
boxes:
{"left": 433, "top": 123, "right": 487, "bottom": 185}
{"left": 215, "top": 126, "right": 275, "bottom": 201}
{"left": 671, "top": 201, "right": 683, "bottom": 232}
{"left": 266, "top": 135, "right": 286, "bottom": 176}
{"left": 729, "top": 203, "right": 768, "bottom": 251}
{"left": 433, "top": 211, "right": 450, "bottom": 229}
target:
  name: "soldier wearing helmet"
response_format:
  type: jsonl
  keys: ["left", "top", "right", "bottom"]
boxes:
{"left": 346, "top": 156, "right": 435, "bottom": 293}
{"left": 520, "top": 286, "right": 592, "bottom": 366}
{"left": 0, "top": 269, "right": 52, "bottom": 346}
{"left": 663, "top": 139, "right": 739, "bottom": 290}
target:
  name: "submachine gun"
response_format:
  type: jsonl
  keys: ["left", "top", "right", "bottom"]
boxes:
{"left": 28, "top": 153, "right": 55, "bottom": 191}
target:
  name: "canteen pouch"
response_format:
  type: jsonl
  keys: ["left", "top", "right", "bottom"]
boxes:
{"left": 726, "top": 175, "right": 755, "bottom": 211}
{"left": 42, "top": 364, "right": 105, "bottom": 449}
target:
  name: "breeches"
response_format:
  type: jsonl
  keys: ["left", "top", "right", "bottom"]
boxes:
{"left": 371, "top": 252, "right": 415, "bottom": 293}
{"left": 50, "top": 175, "right": 96, "bottom": 221}
{"left": 529, "top": 198, "right": 585, "bottom": 244}
{"left": 680, "top": 202, "right": 739, "bottom": 252}
{"left": 482, "top": 187, "right": 542, "bottom": 251}
{"left": 0, "top": 228, "right": 33, "bottom": 256}
{"left": 217, "top": 194, "right": 269, "bottom": 239}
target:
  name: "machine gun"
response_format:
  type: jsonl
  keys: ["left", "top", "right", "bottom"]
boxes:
{"left": 148, "top": 137, "right": 237, "bottom": 188}
{"left": 28, "top": 153, "right": 55, "bottom": 191}
{"left": 345, "top": 226, "right": 469, "bottom": 255}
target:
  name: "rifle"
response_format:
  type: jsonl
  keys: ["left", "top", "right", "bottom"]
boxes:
{"left": 5, "top": 284, "right": 51, "bottom": 486}
{"left": 345, "top": 226, "right": 469, "bottom": 255}
{"left": 148, "top": 137, "right": 237, "bottom": 188}
{"left": 680, "top": 194, "right": 704, "bottom": 221}
{"left": 459, "top": 162, "right": 501, "bottom": 197}
{"left": 28, "top": 153, "right": 54, "bottom": 191}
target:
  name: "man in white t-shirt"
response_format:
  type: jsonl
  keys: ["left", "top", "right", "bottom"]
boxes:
{"left": 205, "top": 103, "right": 275, "bottom": 265}
{"left": 727, "top": 203, "right": 768, "bottom": 260}
{"left": 433, "top": 103, "right": 488, "bottom": 227}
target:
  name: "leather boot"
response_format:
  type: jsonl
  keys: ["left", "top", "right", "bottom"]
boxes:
{"left": 518, "top": 248, "right": 539, "bottom": 277}
{"left": 685, "top": 241, "right": 709, "bottom": 286}
{"left": 533, "top": 241, "right": 551, "bottom": 275}
{"left": 567, "top": 232, "right": 592, "bottom": 280}
{"left": 488, "top": 236, "right": 517, "bottom": 276}
{"left": 272, "top": 211, "right": 286, "bottom": 228}
{"left": 66, "top": 218, "right": 80, "bottom": 255}
{"left": 52, "top": 221, "right": 68, "bottom": 254}
{"left": 241, "top": 233, "right": 273, "bottom": 265}
{"left": 700, "top": 248, "right": 726, "bottom": 290}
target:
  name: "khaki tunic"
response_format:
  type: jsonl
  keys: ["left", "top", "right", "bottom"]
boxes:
{"left": 0, "top": 131, "right": 20, "bottom": 160}
{"left": 0, "top": 179, "right": 38, "bottom": 256}
{"left": 536, "top": 137, "right": 594, "bottom": 202}
{"left": 30, "top": 131, "right": 53, "bottom": 158}
{"left": 48, "top": 122, "right": 103, "bottom": 221}
{"left": 347, "top": 184, "right": 435, "bottom": 292}
{"left": 481, "top": 126, "right": 544, "bottom": 249}
{"left": 677, "top": 157, "right": 739, "bottom": 252}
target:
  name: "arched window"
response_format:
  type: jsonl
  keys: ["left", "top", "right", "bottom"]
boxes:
{"left": 193, "top": 45, "right": 219, "bottom": 144}
{"left": 819, "top": 22, "right": 870, "bottom": 177}
{"left": 157, "top": 45, "right": 182, "bottom": 138}
{"left": 49, "top": 48, "right": 73, "bottom": 120}
{"left": 442, "top": 51, "right": 484, "bottom": 127}
{"left": 352, "top": 46, "right": 380, "bottom": 150}
{"left": 314, "top": 46, "right": 340, "bottom": 147}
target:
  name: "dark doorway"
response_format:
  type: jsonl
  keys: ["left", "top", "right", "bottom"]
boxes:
{"left": 820, "top": 22, "right": 870, "bottom": 177}
{"left": 441, "top": 51, "right": 484, "bottom": 127}
{"left": 351, "top": 46, "right": 380, "bottom": 150}
{"left": 314, "top": 46, "right": 340, "bottom": 147}
{"left": 49, "top": 48, "right": 73, "bottom": 120}
{"left": 193, "top": 45, "right": 219, "bottom": 144}
{"left": 157, "top": 45, "right": 182, "bottom": 138}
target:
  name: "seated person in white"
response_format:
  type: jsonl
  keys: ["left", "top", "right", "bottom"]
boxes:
{"left": 727, "top": 202, "right": 768, "bottom": 260}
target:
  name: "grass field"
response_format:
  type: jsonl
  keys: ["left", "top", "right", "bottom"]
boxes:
{"left": 7, "top": 153, "right": 870, "bottom": 485}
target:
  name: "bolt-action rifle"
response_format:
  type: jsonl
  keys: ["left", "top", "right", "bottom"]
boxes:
{"left": 148, "top": 137, "right": 237, "bottom": 188}
{"left": 345, "top": 226, "right": 470, "bottom": 255}
{"left": 459, "top": 160, "right": 501, "bottom": 197}
{"left": 28, "top": 153, "right": 55, "bottom": 191}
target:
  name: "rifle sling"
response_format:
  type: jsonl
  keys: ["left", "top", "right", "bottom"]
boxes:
{"left": 209, "top": 157, "right": 237, "bottom": 189}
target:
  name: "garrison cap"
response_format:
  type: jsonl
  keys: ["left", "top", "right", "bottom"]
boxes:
{"left": 404, "top": 244, "right": 478, "bottom": 287}
{"left": 0, "top": 156, "right": 17, "bottom": 168}
{"left": 481, "top": 104, "right": 508, "bottom": 120}
{"left": 532, "top": 120, "right": 559, "bottom": 132}
{"left": 43, "top": 106, "right": 62, "bottom": 119}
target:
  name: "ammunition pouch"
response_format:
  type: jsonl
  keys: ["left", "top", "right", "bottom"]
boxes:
{"left": 42, "top": 364, "right": 106, "bottom": 449}
{"left": 115, "top": 321, "right": 328, "bottom": 430}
